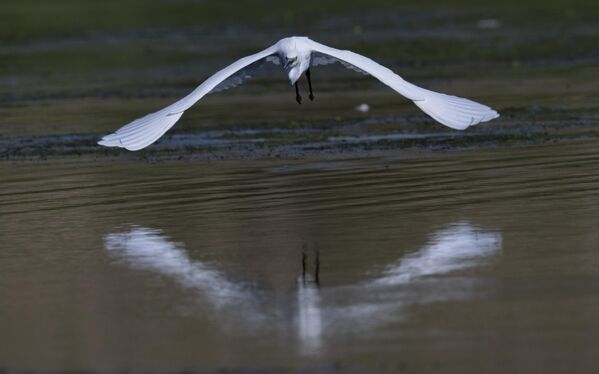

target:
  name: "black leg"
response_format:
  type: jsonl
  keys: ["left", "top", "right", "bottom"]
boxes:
{"left": 314, "top": 250, "right": 320, "bottom": 286}
{"left": 295, "top": 82, "right": 302, "bottom": 104}
{"left": 301, "top": 251, "right": 307, "bottom": 284}
{"left": 306, "top": 69, "right": 314, "bottom": 101}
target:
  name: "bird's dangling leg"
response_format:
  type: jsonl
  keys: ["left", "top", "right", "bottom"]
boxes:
{"left": 306, "top": 69, "right": 314, "bottom": 101}
{"left": 295, "top": 82, "right": 302, "bottom": 104}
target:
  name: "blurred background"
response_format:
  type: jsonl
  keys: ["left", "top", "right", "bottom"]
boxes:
{"left": 2, "top": 1, "right": 599, "bottom": 373}
{"left": 1, "top": 0, "right": 597, "bottom": 146}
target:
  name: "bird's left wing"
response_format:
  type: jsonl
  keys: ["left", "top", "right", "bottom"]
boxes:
{"left": 307, "top": 39, "right": 499, "bottom": 130}
{"left": 98, "top": 45, "right": 279, "bottom": 151}
{"left": 311, "top": 52, "right": 368, "bottom": 75}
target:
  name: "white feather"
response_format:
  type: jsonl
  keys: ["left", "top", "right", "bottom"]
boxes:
{"left": 305, "top": 39, "right": 499, "bottom": 130}
{"left": 98, "top": 45, "right": 278, "bottom": 151}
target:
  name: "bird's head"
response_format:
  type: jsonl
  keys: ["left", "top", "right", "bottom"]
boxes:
{"left": 283, "top": 54, "right": 299, "bottom": 69}
{"left": 284, "top": 53, "right": 303, "bottom": 84}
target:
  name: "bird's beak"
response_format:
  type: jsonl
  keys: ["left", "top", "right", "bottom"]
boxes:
{"left": 284, "top": 57, "right": 297, "bottom": 69}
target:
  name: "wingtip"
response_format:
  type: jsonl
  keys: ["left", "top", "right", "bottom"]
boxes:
{"left": 467, "top": 109, "right": 500, "bottom": 129}
{"left": 98, "top": 134, "right": 127, "bottom": 149}
{"left": 98, "top": 138, "right": 143, "bottom": 151}
{"left": 97, "top": 137, "right": 116, "bottom": 148}
{"left": 97, "top": 139, "right": 111, "bottom": 147}
{"left": 481, "top": 109, "right": 500, "bottom": 123}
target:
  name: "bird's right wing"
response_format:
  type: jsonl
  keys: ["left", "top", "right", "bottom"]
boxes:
{"left": 211, "top": 55, "right": 281, "bottom": 94}
{"left": 307, "top": 39, "right": 499, "bottom": 130}
{"left": 98, "top": 45, "right": 279, "bottom": 151}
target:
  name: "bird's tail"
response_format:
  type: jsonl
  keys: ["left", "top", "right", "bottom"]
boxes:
{"left": 412, "top": 89, "right": 499, "bottom": 130}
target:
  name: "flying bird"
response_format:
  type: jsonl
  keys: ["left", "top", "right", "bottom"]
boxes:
{"left": 98, "top": 36, "right": 499, "bottom": 151}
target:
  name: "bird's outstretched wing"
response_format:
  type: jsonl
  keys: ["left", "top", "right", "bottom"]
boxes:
{"left": 98, "top": 45, "right": 278, "bottom": 150}
{"left": 211, "top": 55, "right": 281, "bottom": 94}
{"left": 307, "top": 40, "right": 499, "bottom": 130}
{"left": 311, "top": 52, "right": 368, "bottom": 75}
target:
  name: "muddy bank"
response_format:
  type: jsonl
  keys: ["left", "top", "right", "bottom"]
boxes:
{"left": 2, "top": 105, "right": 598, "bottom": 162}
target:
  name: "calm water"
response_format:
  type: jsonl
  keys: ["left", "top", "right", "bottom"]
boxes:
{"left": 2, "top": 141, "right": 599, "bottom": 372}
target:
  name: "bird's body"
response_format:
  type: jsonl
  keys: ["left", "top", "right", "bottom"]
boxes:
{"left": 99, "top": 36, "right": 499, "bottom": 151}
{"left": 278, "top": 37, "right": 312, "bottom": 84}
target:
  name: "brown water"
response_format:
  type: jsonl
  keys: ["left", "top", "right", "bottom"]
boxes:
{"left": 2, "top": 141, "right": 599, "bottom": 372}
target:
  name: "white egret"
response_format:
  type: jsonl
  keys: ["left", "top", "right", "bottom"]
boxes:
{"left": 98, "top": 36, "right": 499, "bottom": 151}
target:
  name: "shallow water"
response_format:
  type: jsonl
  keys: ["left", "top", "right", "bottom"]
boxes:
{"left": 2, "top": 141, "right": 599, "bottom": 372}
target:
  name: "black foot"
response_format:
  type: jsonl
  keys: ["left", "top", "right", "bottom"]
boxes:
{"left": 309, "top": 93, "right": 314, "bottom": 101}
{"left": 296, "top": 95, "right": 302, "bottom": 104}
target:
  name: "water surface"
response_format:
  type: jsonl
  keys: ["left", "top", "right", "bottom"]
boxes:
{"left": 2, "top": 141, "right": 599, "bottom": 372}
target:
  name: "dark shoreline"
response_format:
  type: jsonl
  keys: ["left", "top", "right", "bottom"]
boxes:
{"left": 1, "top": 119, "right": 597, "bottom": 163}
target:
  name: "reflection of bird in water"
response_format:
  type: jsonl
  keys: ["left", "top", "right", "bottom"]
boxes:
{"left": 98, "top": 36, "right": 499, "bottom": 151}
{"left": 104, "top": 221, "right": 501, "bottom": 355}
{"left": 105, "top": 228, "right": 325, "bottom": 353}
{"left": 298, "top": 245, "right": 322, "bottom": 354}
{"left": 301, "top": 244, "right": 320, "bottom": 287}
{"left": 373, "top": 222, "right": 502, "bottom": 286}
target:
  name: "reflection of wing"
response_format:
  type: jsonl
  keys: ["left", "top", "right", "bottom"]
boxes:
{"left": 373, "top": 222, "right": 502, "bottom": 286}
{"left": 307, "top": 39, "right": 499, "bottom": 130}
{"left": 98, "top": 45, "right": 278, "bottom": 151}
{"left": 104, "top": 227, "right": 251, "bottom": 307}
{"left": 331, "top": 222, "right": 502, "bottom": 326}
{"left": 104, "top": 226, "right": 322, "bottom": 352}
